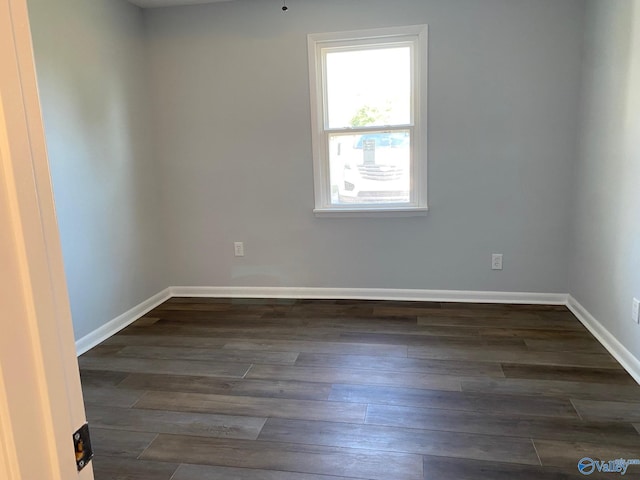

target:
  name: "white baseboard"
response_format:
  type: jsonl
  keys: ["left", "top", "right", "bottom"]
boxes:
{"left": 169, "top": 286, "right": 568, "bottom": 305}
{"left": 567, "top": 296, "right": 640, "bottom": 385}
{"left": 74, "top": 286, "right": 640, "bottom": 385}
{"left": 75, "top": 288, "right": 172, "bottom": 356}
{"left": 76, "top": 286, "right": 564, "bottom": 357}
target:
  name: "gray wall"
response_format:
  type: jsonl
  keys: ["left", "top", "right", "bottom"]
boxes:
{"left": 146, "top": 0, "right": 585, "bottom": 292}
{"left": 26, "top": 0, "right": 590, "bottom": 342}
{"left": 569, "top": 0, "right": 640, "bottom": 359}
{"left": 27, "top": 0, "right": 167, "bottom": 339}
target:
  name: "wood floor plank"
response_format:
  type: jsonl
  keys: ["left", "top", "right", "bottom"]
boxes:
{"left": 524, "top": 338, "right": 610, "bottom": 353}
{"left": 103, "top": 334, "right": 230, "bottom": 349}
{"left": 90, "top": 427, "right": 157, "bottom": 458}
{"left": 82, "top": 385, "right": 145, "bottom": 408}
{"left": 364, "top": 404, "right": 639, "bottom": 444}
{"left": 417, "top": 315, "right": 586, "bottom": 331}
{"left": 204, "top": 314, "right": 421, "bottom": 330}
{"left": 78, "top": 356, "right": 251, "bottom": 378}
{"left": 477, "top": 328, "right": 592, "bottom": 340}
{"left": 288, "top": 304, "right": 375, "bottom": 318}
{"left": 150, "top": 314, "right": 311, "bottom": 328}
{"left": 222, "top": 338, "right": 408, "bottom": 357}
{"left": 422, "top": 455, "right": 586, "bottom": 480}
{"left": 120, "top": 324, "right": 350, "bottom": 342}
{"left": 169, "top": 297, "right": 295, "bottom": 305}
{"left": 119, "top": 373, "right": 331, "bottom": 400}
{"left": 284, "top": 322, "right": 485, "bottom": 338}
{"left": 79, "top": 369, "right": 129, "bottom": 388}
{"left": 258, "top": 418, "right": 540, "bottom": 465}
{"left": 91, "top": 456, "right": 178, "bottom": 480}
{"left": 80, "top": 298, "right": 640, "bottom": 480}
{"left": 294, "top": 352, "right": 505, "bottom": 377}
{"left": 152, "top": 303, "right": 237, "bottom": 312}
{"left": 134, "top": 391, "right": 366, "bottom": 423}
{"left": 115, "top": 345, "right": 299, "bottom": 365}
{"left": 245, "top": 364, "right": 462, "bottom": 391}
{"left": 501, "top": 364, "right": 635, "bottom": 385}
{"left": 172, "top": 464, "right": 360, "bottom": 480}
{"left": 439, "top": 302, "right": 567, "bottom": 312}
{"left": 119, "top": 373, "right": 332, "bottom": 400}
{"left": 376, "top": 306, "right": 540, "bottom": 319}
{"left": 346, "top": 324, "right": 482, "bottom": 337}
{"left": 571, "top": 399, "right": 640, "bottom": 422}
{"left": 149, "top": 311, "right": 262, "bottom": 322}
{"left": 81, "top": 345, "right": 124, "bottom": 357}
{"left": 460, "top": 377, "right": 640, "bottom": 402}
{"left": 438, "top": 302, "right": 513, "bottom": 311}
{"left": 408, "top": 346, "right": 619, "bottom": 368}
{"left": 533, "top": 439, "right": 640, "bottom": 473}
{"left": 131, "top": 316, "right": 160, "bottom": 327}
{"left": 141, "top": 434, "right": 424, "bottom": 480}
{"left": 373, "top": 306, "right": 455, "bottom": 317}
{"left": 340, "top": 331, "right": 527, "bottom": 348}
{"left": 86, "top": 405, "right": 266, "bottom": 440}
{"left": 119, "top": 373, "right": 239, "bottom": 394}
{"left": 329, "top": 384, "right": 579, "bottom": 418}
{"left": 229, "top": 378, "right": 332, "bottom": 400}
{"left": 439, "top": 303, "right": 567, "bottom": 312}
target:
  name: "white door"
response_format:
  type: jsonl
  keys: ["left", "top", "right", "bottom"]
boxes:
{"left": 0, "top": 0, "right": 93, "bottom": 478}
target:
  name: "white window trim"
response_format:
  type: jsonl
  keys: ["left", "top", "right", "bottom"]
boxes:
{"left": 308, "top": 25, "right": 428, "bottom": 218}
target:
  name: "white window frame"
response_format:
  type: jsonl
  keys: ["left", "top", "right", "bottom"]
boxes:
{"left": 308, "top": 25, "right": 428, "bottom": 218}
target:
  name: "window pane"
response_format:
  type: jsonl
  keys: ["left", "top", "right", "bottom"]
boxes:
{"left": 329, "top": 130, "right": 411, "bottom": 205}
{"left": 325, "top": 47, "right": 411, "bottom": 129}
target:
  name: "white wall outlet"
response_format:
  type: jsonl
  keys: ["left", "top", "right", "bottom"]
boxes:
{"left": 491, "top": 254, "right": 503, "bottom": 270}
{"left": 633, "top": 298, "right": 640, "bottom": 324}
{"left": 234, "top": 242, "right": 244, "bottom": 257}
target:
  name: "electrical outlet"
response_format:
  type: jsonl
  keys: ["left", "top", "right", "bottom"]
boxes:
{"left": 234, "top": 242, "right": 244, "bottom": 257}
{"left": 633, "top": 298, "right": 639, "bottom": 324}
{"left": 491, "top": 254, "right": 503, "bottom": 270}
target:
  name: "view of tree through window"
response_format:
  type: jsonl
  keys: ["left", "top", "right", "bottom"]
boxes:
{"left": 325, "top": 47, "right": 411, "bottom": 129}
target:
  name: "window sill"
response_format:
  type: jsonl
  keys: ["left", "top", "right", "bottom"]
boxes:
{"left": 313, "top": 206, "right": 429, "bottom": 218}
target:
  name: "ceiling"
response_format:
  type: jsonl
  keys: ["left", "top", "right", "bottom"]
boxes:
{"left": 127, "top": 0, "right": 235, "bottom": 8}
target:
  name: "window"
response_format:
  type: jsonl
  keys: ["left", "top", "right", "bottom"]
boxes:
{"left": 308, "top": 25, "right": 428, "bottom": 217}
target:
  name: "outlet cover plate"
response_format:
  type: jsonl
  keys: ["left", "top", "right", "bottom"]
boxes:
{"left": 491, "top": 254, "right": 503, "bottom": 270}
{"left": 633, "top": 298, "right": 639, "bottom": 324}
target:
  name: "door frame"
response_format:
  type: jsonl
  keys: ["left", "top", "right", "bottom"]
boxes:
{"left": 0, "top": 0, "right": 92, "bottom": 478}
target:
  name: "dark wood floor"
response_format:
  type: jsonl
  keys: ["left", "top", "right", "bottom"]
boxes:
{"left": 79, "top": 298, "right": 640, "bottom": 479}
